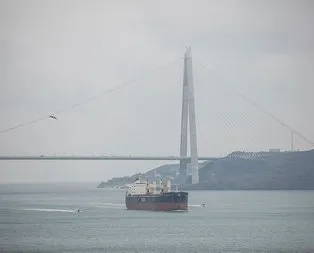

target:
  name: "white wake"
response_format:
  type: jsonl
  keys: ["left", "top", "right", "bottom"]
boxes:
{"left": 23, "top": 208, "right": 78, "bottom": 213}
{"left": 91, "top": 202, "right": 124, "bottom": 209}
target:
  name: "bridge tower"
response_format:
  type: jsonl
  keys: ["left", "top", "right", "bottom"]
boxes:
{"left": 179, "top": 47, "right": 199, "bottom": 185}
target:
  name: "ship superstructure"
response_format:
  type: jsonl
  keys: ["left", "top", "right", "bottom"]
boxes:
{"left": 125, "top": 176, "right": 188, "bottom": 211}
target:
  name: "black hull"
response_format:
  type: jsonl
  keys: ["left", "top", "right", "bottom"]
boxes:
{"left": 125, "top": 191, "right": 188, "bottom": 211}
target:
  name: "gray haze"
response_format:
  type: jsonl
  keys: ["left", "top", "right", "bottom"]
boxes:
{"left": 0, "top": 0, "right": 313, "bottom": 183}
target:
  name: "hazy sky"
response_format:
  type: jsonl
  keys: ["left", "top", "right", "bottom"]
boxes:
{"left": 1, "top": 0, "right": 313, "bottom": 183}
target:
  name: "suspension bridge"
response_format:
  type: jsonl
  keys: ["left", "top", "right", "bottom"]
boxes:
{"left": 0, "top": 47, "right": 313, "bottom": 185}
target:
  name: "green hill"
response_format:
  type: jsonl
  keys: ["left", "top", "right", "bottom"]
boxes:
{"left": 97, "top": 150, "right": 314, "bottom": 190}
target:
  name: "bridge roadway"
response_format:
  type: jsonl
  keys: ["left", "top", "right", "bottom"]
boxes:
{"left": 0, "top": 155, "right": 219, "bottom": 161}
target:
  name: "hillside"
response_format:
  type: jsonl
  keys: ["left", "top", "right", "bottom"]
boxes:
{"left": 97, "top": 150, "right": 314, "bottom": 190}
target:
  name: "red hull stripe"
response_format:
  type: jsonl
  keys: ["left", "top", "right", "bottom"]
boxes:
{"left": 126, "top": 202, "right": 188, "bottom": 211}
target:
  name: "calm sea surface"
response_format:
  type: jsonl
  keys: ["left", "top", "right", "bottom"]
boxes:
{"left": 0, "top": 183, "right": 313, "bottom": 253}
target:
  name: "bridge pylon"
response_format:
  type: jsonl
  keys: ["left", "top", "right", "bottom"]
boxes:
{"left": 179, "top": 47, "right": 199, "bottom": 185}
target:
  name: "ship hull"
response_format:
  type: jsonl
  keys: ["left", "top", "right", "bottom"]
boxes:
{"left": 125, "top": 191, "right": 188, "bottom": 211}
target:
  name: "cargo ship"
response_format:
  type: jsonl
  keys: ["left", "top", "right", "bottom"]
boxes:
{"left": 125, "top": 176, "right": 188, "bottom": 211}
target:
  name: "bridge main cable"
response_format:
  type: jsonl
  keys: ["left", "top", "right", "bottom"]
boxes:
{"left": 0, "top": 57, "right": 182, "bottom": 134}
{"left": 193, "top": 57, "right": 314, "bottom": 147}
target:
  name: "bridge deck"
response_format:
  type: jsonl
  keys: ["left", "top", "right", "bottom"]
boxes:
{"left": 0, "top": 156, "right": 218, "bottom": 161}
